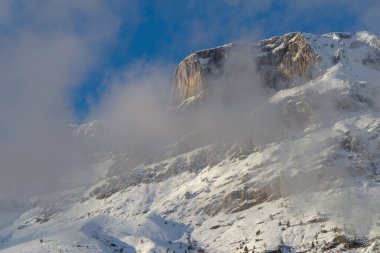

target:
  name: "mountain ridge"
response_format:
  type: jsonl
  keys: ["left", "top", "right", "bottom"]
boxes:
{"left": 172, "top": 31, "right": 380, "bottom": 107}
{"left": 1, "top": 31, "right": 380, "bottom": 252}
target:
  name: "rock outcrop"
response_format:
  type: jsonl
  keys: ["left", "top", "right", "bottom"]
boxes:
{"left": 257, "top": 32, "right": 319, "bottom": 89}
{"left": 172, "top": 44, "right": 233, "bottom": 105}
{"left": 172, "top": 32, "right": 320, "bottom": 105}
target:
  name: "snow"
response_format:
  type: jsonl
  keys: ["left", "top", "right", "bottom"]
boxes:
{"left": 2, "top": 31, "right": 380, "bottom": 252}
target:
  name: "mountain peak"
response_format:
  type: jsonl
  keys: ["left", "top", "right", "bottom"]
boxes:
{"left": 172, "top": 31, "right": 380, "bottom": 106}
{"left": 2, "top": 31, "right": 380, "bottom": 253}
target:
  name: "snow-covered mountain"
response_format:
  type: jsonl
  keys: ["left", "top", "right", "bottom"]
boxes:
{"left": 1, "top": 31, "right": 380, "bottom": 252}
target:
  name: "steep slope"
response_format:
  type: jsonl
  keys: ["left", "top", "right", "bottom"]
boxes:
{"left": 1, "top": 31, "right": 380, "bottom": 252}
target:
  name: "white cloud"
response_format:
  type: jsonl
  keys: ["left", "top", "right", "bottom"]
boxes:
{"left": 0, "top": 0, "right": 122, "bottom": 196}
{"left": 1, "top": 0, "right": 379, "bottom": 199}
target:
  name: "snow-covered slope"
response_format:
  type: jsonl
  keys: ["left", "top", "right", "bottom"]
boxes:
{"left": 2, "top": 32, "right": 380, "bottom": 252}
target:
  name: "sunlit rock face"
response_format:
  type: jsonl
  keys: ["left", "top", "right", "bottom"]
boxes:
{"left": 171, "top": 44, "right": 230, "bottom": 105}
{"left": 257, "top": 32, "right": 320, "bottom": 89}
{"left": 172, "top": 32, "right": 320, "bottom": 105}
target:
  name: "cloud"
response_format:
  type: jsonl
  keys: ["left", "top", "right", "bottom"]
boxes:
{"left": 361, "top": 1, "right": 380, "bottom": 36}
{"left": 84, "top": 0, "right": 380, "bottom": 157}
{"left": 92, "top": 61, "right": 176, "bottom": 149}
{"left": 1, "top": 0, "right": 380, "bottom": 200}
{"left": 0, "top": 0, "right": 122, "bottom": 197}
{"left": 89, "top": 44, "right": 272, "bottom": 166}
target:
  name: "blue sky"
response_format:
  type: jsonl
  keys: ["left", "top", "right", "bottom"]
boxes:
{"left": 70, "top": 0, "right": 380, "bottom": 120}
{"left": 0, "top": 0, "right": 379, "bottom": 122}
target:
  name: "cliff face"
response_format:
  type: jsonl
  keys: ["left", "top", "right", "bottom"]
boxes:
{"left": 172, "top": 32, "right": 320, "bottom": 105}
{"left": 257, "top": 32, "right": 319, "bottom": 89}
{"left": 172, "top": 44, "right": 230, "bottom": 105}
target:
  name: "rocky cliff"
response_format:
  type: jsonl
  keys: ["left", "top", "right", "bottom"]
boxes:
{"left": 172, "top": 32, "right": 320, "bottom": 105}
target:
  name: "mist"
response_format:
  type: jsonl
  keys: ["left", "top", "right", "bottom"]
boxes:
{"left": 0, "top": 0, "right": 121, "bottom": 197}
{"left": 1, "top": 0, "right": 380, "bottom": 218}
{"left": 90, "top": 44, "right": 276, "bottom": 158}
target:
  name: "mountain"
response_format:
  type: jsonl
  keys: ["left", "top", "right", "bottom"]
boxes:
{"left": 1, "top": 31, "right": 380, "bottom": 252}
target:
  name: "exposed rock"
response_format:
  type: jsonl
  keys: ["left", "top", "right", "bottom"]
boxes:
{"left": 89, "top": 145, "right": 230, "bottom": 199}
{"left": 323, "top": 32, "right": 355, "bottom": 40}
{"left": 363, "top": 55, "right": 380, "bottom": 70}
{"left": 89, "top": 176, "right": 127, "bottom": 199}
{"left": 280, "top": 97, "right": 313, "bottom": 129}
{"left": 257, "top": 32, "right": 319, "bottom": 89}
{"left": 172, "top": 32, "right": 320, "bottom": 105}
{"left": 201, "top": 177, "right": 285, "bottom": 216}
{"left": 172, "top": 44, "right": 235, "bottom": 105}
